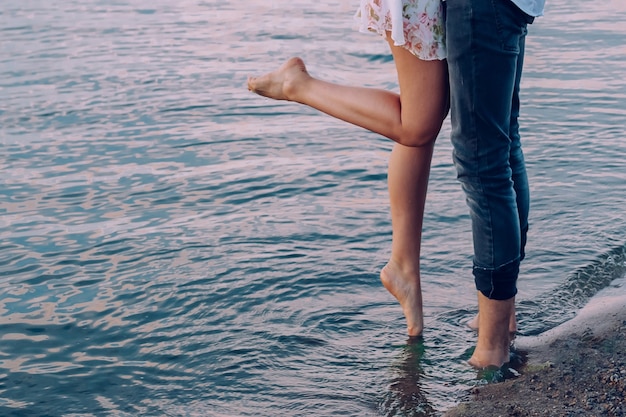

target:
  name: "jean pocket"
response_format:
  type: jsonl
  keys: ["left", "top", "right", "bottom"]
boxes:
{"left": 490, "top": 0, "right": 529, "bottom": 52}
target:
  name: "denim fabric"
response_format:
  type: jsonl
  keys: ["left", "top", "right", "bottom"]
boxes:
{"left": 445, "top": 0, "right": 532, "bottom": 300}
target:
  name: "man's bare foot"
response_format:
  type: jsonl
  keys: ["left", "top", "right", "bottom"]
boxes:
{"left": 467, "top": 314, "right": 479, "bottom": 330}
{"left": 380, "top": 260, "right": 424, "bottom": 337}
{"left": 468, "top": 293, "right": 515, "bottom": 369}
{"left": 247, "top": 57, "right": 311, "bottom": 102}
{"left": 467, "top": 308, "right": 517, "bottom": 335}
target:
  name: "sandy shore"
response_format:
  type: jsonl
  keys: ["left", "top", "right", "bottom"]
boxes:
{"left": 444, "top": 287, "right": 626, "bottom": 417}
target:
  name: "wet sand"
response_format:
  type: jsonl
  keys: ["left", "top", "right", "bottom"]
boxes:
{"left": 445, "top": 289, "right": 626, "bottom": 417}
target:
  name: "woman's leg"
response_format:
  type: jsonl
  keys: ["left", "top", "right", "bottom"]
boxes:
{"left": 247, "top": 49, "right": 448, "bottom": 147}
{"left": 248, "top": 39, "right": 448, "bottom": 336}
{"left": 381, "top": 142, "right": 434, "bottom": 336}
{"left": 380, "top": 40, "right": 447, "bottom": 336}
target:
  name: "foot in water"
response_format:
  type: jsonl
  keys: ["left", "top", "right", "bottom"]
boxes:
{"left": 468, "top": 294, "right": 515, "bottom": 369}
{"left": 380, "top": 261, "right": 424, "bottom": 337}
{"left": 476, "top": 349, "right": 527, "bottom": 383}
{"left": 247, "top": 57, "right": 311, "bottom": 102}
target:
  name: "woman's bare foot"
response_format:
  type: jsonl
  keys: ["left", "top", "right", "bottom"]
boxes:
{"left": 247, "top": 57, "right": 311, "bottom": 102}
{"left": 380, "top": 260, "right": 424, "bottom": 337}
{"left": 468, "top": 293, "right": 515, "bottom": 369}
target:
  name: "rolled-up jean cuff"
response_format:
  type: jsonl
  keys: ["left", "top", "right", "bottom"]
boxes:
{"left": 474, "top": 258, "right": 519, "bottom": 300}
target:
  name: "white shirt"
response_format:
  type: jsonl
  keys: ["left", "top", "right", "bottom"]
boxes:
{"left": 510, "top": 0, "right": 546, "bottom": 17}
{"left": 437, "top": 0, "right": 546, "bottom": 18}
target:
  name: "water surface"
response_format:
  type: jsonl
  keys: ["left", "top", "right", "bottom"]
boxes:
{"left": 1, "top": 0, "right": 625, "bottom": 415}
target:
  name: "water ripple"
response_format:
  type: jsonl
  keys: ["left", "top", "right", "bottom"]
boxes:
{"left": 1, "top": 0, "right": 625, "bottom": 415}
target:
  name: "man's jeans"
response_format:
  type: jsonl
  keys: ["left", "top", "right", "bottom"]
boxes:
{"left": 446, "top": 0, "right": 533, "bottom": 300}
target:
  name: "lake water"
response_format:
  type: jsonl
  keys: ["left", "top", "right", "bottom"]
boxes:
{"left": 1, "top": 0, "right": 625, "bottom": 415}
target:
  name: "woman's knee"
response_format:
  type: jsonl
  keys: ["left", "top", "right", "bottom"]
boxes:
{"left": 397, "top": 123, "right": 441, "bottom": 147}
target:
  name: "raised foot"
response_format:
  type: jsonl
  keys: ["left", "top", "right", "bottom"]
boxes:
{"left": 247, "top": 57, "right": 310, "bottom": 101}
{"left": 380, "top": 261, "right": 424, "bottom": 337}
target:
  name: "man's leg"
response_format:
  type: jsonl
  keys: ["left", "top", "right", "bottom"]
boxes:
{"left": 446, "top": 0, "right": 531, "bottom": 367}
{"left": 509, "top": 33, "right": 530, "bottom": 264}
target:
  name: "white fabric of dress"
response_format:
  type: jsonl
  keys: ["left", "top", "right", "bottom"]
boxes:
{"left": 354, "top": 0, "right": 446, "bottom": 61}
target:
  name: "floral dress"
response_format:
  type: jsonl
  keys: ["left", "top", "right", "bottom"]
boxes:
{"left": 354, "top": 0, "right": 446, "bottom": 61}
